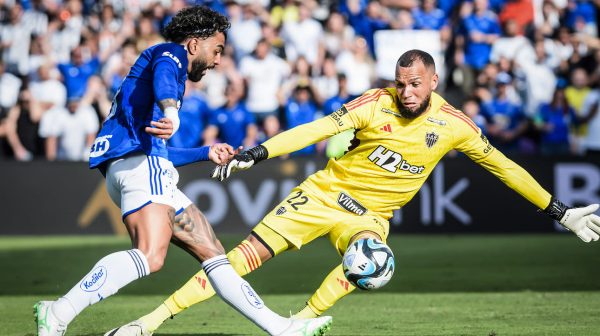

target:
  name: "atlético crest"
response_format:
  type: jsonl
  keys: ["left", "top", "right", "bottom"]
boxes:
{"left": 425, "top": 132, "right": 439, "bottom": 148}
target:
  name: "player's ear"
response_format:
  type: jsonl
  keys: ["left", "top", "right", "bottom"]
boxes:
{"left": 430, "top": 72, "right": 439, "bottom": 91}
{"left": 186, "top": 38, "right": 199, "bottom": 55}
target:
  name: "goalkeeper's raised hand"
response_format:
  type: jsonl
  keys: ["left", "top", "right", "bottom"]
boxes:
{"left": 545, "top": 198, "right": 600, "bottom": 242}
{"left": 211, "top": 145, "right": 269, "bottom": 181}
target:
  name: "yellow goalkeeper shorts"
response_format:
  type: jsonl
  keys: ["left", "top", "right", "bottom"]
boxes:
{"left": 255, "top": 186, "right": 389, "bottom": 255}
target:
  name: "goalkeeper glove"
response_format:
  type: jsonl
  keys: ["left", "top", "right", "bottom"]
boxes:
{"left": 544, "top": 198, "right": 600, "bottom": 242}
{"left": 211, "top": 145, "right": 269, "bottom": 181}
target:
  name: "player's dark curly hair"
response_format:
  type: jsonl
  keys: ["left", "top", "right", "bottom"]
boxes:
{"left": 163, "top": 6, "right": 230, "bottom": 44}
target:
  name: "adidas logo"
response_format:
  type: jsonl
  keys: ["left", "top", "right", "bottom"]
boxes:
{"left": 379, "top": 124, "right": 392, "bottom": 132}
{"left": 195, "top": 276, "right": 207, "bottom": 289}
{"left": 336, "top": 277, "right": 350, "bottom": 290}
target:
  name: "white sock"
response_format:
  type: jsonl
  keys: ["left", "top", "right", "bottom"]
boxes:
{"left": 203, "top": 255, "right": 291, "bottom": 335}
{"left": 52, "top": 249, "right": 149, "bottom": 325}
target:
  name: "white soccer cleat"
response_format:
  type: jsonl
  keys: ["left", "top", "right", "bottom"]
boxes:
{"left": 104, "top": 320, "right": 153, "bottom": 336}
{"left": 33, "top": 301, "right": 67, "bottom": 336}
{"left": 276, "top": 316, "right": 333, "bottom": 336}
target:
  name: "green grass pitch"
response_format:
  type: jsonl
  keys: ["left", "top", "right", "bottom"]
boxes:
{"left": 2, "top": 234, "right": 600, "bottom": 335}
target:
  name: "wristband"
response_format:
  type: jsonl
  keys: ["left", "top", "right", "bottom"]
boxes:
{"left": 544, "top": 197, "right": 569, "bottom": 221}
{"left": 164, "top": 106, "right": 180, "bottom": 136}
{"left": 247, "top": 145, "right": 269, "bottom": 163}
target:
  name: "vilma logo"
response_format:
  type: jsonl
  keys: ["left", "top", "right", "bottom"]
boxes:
{"left": 80, "top": 266, "right": 107, "bottom": 292}
{"left": 425, "top": 132, "right": 439, "bottom": 148}
{"left": 90, "top": 135, "right": 112, "bottom": 158}
{"left": 241, "top": 282, "right": 264, "bottom": 309}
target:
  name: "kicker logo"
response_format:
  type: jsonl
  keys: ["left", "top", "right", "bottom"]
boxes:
{"left": 337, "top": 192, "right": 367, "bottom": 215}
{"left": 368, "top": 145, "right": 425, "bottom": 174}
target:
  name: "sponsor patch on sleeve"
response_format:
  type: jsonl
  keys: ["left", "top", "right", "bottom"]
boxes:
{"left": 329, "top": 106, "right": 348, "bottom": 127}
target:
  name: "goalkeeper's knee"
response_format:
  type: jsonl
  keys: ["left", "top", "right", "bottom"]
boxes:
{"left": 227, "top": 240, "right": 263, "bottom": 276}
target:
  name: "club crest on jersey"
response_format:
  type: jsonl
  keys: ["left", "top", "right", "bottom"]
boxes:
{"left": 425, "top": 132, "right": 439, "bottom": 148}
{"left": 276, "top": 206, "right": 287, "bottom": 215}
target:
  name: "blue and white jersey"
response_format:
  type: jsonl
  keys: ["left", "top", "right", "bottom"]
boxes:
{"left": 89, "top": 43, "right": 188, "bottom": 169}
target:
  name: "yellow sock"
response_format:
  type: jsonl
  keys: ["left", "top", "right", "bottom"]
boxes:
{"left": 139, "top": 240, "right": 262, "bottom": 331}
{"left": 293, "top": 264, "right": 356, "bottom": 318}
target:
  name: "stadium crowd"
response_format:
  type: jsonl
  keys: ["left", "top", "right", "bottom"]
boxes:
{"left": 1, "top": 0, "right": 600, "bottom": 161}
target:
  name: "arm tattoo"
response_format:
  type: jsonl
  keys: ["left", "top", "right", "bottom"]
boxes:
{"left": 158, "top": 98, "right": 177, "bottom": 111}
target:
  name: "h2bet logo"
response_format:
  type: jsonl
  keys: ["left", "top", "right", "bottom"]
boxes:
{"left": 368, "top": 145, "right": 425, "bottom": 174}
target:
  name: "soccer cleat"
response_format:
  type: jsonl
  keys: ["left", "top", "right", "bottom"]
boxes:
{"left": 276, "top": 316, "right": 333, "bottom": 336}
{"left": 104, "top": 320, "right": 153, "bottom": 336}
{"left": 34, "top": 301, "right": 67, "bottom": 336}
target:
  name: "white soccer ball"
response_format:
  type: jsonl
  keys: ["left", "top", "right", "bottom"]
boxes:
{"left": 342, "top": 238, "right": 395, "bottom": 290}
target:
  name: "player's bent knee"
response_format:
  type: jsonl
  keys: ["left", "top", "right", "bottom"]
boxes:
{"left": 144, "top": 252, "right": 167, "bottom": 273}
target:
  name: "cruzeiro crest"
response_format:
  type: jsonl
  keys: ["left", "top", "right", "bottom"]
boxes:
{"left": 425, "top": 131, "right": 439, "bottom": 148}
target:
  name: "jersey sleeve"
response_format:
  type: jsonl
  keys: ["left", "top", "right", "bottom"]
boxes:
{"left": 152, "top": 48, "right": 184, "bottom": 102}
{"left": 262, "top": 90, "right": 378, "bottom": 158}
{"left": 452, "top": 108, "right": 551, "bottom": 210}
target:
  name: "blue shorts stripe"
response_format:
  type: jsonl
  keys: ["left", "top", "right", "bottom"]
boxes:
{"left": 150, "top": 156, "right": 159, "bottom": 196}
{"left": 146, "top": 157, "right": 154, "bottom": 195}
{"left": 122, "top": 200, "right": 152, "bottom": 220}
{"left": 155, "top": 156, "right": 164, "bottom": 195}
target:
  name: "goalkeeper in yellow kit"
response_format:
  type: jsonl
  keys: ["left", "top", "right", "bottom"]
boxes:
{"left": 107, "top": 49, "right": 600, "bottom": 335}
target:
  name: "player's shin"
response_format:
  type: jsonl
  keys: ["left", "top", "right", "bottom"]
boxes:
{"left": 52, "top": 249, "right": 149, "bottom": 325}
{"left": 294, "top": 264, "right": 355, "bottom": 318}
{"left": 202, "top": 255, "right": 291, "bottom": 335}
{"left": 140, "top": 240, "right": 265, "bottom": 331}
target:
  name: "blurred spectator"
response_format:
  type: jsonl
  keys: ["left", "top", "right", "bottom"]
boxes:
{"left": 579, "top": 84, "right": 600, "bottom": 155}
{"left": 336, "top": 36, "right": 376, "bottom": 97}
{"left": 533, "top": 84, "right": 577, "bottom": 155}
{"left": 282, "top": 56, "right": 321, "bottom": 104}
{"left": 322, "top": 73, "right": 353, "bottom": 115}
{"left": 239, "top": 38, "right": 290, "bottom": 137}
{"left": 534, "top": 0, "right": 561, "bottom": 37}
{"left": 284, "top": 84, "right": 320, "bottom": 155}
{"left": 29, "top": 62, "right": 67, "bottom": 123}
{"left": 202, "top": 53, "right": 243, "bottom": 110}
{"left": 498, "top": 0, "right": 534, "bottom": 36}
{"left": 314, "top": 56, "right": 340, "bottom": 102}
{"left": 412, "top": 0, "right": 451, "bottom": 48}
{"left": 463, "top": 96, "right": 490, "bottom": 133}
{"left": 564, "top": 0, "right": 597, "bottom": 37}
{"left": 322, "top": 73, "right": 355, "bottom": 159}
{"left": 204, "top": 81, "right": 258, "bottom": 149}
{"left": 565, "top": 68, "right": 592, "bottom": 125}
{"left": 270, "top": 0, "right": 299, "bottom": 28}
{"left": 168, "top": 81, "right": 211, "bottom": 149}
{"left": 102, "top": 39, "right": 138, "bottom": 98}
{"left": 0, "top": 59, "right": 22, "bottom": 117}
{"left": 47, "top": 4, "right": 82, "bottom": 64}
{"left": 455, "top": 0, "right": 502, "bottom": 94}
{"left": 515, "top": 40, "right": 557, "bottom": 116}
{"left": 38, "top": 86, "right": 99, "bottom": 161}
{"left": 490, "top": 19, "right": 534, "bottom": 65}
{"left": 227, "top": 2, "right": 263, "bottom": 63}
{"left": 482, "top": 72, "right": 530, "bottom": 152}
{"left": 281, "top": 2, "right": 324, "bottom": 67}
{"left": 260, "top": 21, "right": 287, "bottom": 59}
{"left": 0, "top": 88, "right": 32, "bottom": 161}
{"left": 134, "top": 11, "right": 164, "bottom": 53}
{"left": 346, "top": 0, "right": 391, "bottom": 56}
{"left": 0, "top": 3, "right": 32, "bottom": 75}
{"left": 57, "top": 45, "right": 100, "bottom": 101}
{"left": 323, "top": 11, "right": 355, "bottom": 58}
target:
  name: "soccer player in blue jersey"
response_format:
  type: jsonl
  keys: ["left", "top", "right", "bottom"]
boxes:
{"left": 33, "top": 6, "right": 331, "bottom": 336}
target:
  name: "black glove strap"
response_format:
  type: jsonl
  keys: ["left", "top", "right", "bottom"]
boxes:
{"left": 544, "top": 197, "right": 569, "bottom": 221}
{"left": 247, "top": 145, "right": 269, "bottom": 163}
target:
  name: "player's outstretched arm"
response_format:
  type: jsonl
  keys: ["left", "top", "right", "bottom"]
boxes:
{"left": 544, "top": 198, "right": 600, "bottom": 243}
{"left": 211, "top": 145, "right": 268, "bottom": 181}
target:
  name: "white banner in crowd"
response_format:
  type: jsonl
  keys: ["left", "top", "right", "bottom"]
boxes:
{"left": 374, "top": 30, "right": 445, "bottom": 82}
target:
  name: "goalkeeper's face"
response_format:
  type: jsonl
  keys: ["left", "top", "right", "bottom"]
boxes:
{"left": 394, "top": 60, "right": 439, "bottom": 119}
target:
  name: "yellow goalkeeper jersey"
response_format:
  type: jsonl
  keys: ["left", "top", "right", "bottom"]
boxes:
{"left": 262, "top": 88, "right": 551, "bottom": 220}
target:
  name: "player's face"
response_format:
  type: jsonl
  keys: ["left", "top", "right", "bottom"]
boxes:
{"left": 394, "top": 60, "right": 438, "bottom": 119}
{"left": 187, "top": 32, "right": 225, "bottom": 82}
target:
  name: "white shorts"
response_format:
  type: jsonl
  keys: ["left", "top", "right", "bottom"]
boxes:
{"left": 105, "top": 154, "right": 193, "bottom": 218}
